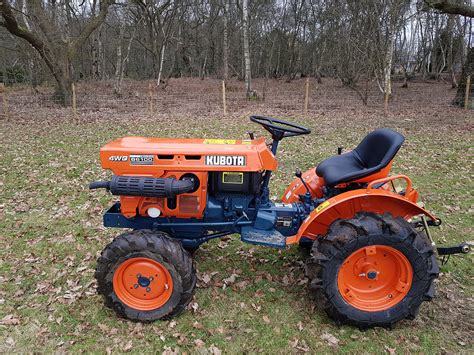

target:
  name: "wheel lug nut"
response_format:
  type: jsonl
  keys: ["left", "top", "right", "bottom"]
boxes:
{"left": 133, "top": 284, "right": 139, "bottom": 289}
{"left": 136, "top": 273, "right": 142, "bottom": 279}
{"left": 149, "top": 276, "right": 154, "bottom": 282}
{"left": 146, "top": 287, "right": 151, "bottom": 292}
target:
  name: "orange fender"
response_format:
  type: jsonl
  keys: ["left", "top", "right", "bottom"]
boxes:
{"left": 287, "top": 180, "right": 438, "bottom": 245}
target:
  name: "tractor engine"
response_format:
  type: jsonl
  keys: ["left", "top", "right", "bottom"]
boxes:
{"left": 91, "top": 136, "right": 277, "bottom": 221}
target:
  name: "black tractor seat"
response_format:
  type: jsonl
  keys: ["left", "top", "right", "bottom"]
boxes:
{"left": 316, "top": 128, "right": 405, "bottom": 186}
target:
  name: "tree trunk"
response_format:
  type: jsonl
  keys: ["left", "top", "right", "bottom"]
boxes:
{"left": 454, "top": 47, "right": 473, "bottom": 106}
{"left": 383, "top": 5, "right": 399, "bottom": 99}
{"left": 223, "top": 0, "right": 229, "bottom": 81}
{"left": 97, "top": 24, "right": 104, "bottom": 80}
{"left": 242, "top": 0, "right": 252, "bottom": 97}
{"left": 447, "top": 15, "right": 458, "bottom": 88}
{"left": 114, "top": 19, "right": 126, "bottom": 96}
{"left": 92, "top": 30, "right": 100, "bottom": 79}
{"left": 157, "top": 42, "right": 166, "bottom": 86}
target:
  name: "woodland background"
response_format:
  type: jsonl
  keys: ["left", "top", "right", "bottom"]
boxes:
{"left": 0, "top": 0, "right": 473, "bottom": 107}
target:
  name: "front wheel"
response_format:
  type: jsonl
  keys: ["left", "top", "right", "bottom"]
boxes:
{"left": 305, "top": 212, "right": 439, "bottom": 329}
{"left": 95, "top": 230, "right": 196, "bottom": 321}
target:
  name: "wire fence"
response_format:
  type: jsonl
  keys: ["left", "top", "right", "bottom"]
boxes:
{"left": 0, "top": 77, "right": 472, "bottom": 119}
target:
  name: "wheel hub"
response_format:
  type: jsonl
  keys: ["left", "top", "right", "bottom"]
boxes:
{"left": 366, "top": 270, "right": 378, "bottom": 280}
{"left": 137, "top": 275, "right": 152, "bottom": 288}
{"left": 337, "top": 245, "right": 413, "bottom": 312}
{"left": 113, "top": 257, "right": 173, "bottom": 311}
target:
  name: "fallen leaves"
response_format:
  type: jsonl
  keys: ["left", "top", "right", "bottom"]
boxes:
{"left": 192, "top": 321, "right": 204, "bottom": 330}
{"left": 321, "top": 332, "right": 339, "bottom": 347}
{"left": 290, "top": 338, "right": 310, "bottom": 352}
{"left": 0, "top": 314, "right": 20, "bottom": 325}
{"left": 194, "top": 339, "right": 205, "bottom": 347}
{"left": 223, "top": 273, "right": 238, "bottom": 285}
{"left": 384, "top": 345, "right": 397, "bottom": 354}
{"left": 123, "top": 340, "right": 133, "bottom": 352}
{"left": 189, "top": 302, "right": 199, "bottom": 313}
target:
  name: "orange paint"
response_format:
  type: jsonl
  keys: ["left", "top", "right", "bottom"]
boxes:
{"left": 99, "top": 137, "right": 277, "bottom": 219}
{"left": 337, "top": 245, "right": 412, "bottom": 312}
{"left": 282, "top": 168, "right": 323, "bottom": 203}
{"left": 113, "top": 257, "right": 173, "bottom": 311}
{"left": 366, "top": 174, "right": 418, "bottom": 203}
{"left": 119, "top": 171, "right": 208, "bottom": 218}
{"left": 350, "top": 160, "right": 393, "bottom": 184}
{"left": 100, "top": 137, "right": 277, "bottom": 175}
{"left": 282, "top": 163, "right": 395, "bottom": 204}
{"left": 287, "top": 187, "right": 437, "bottom": 245}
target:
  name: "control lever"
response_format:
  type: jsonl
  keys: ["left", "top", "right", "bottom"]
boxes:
{"left": 295, "top": 168, "right": 312, "bottom": 207}
{"left": 295, "top": 168, "right": 310, "bottom": 194}
{"left": 337, "top": 147, "right": 343, "bottom": 155}
{"left": 247, "top": 131, "right": 255, "bottom": 140}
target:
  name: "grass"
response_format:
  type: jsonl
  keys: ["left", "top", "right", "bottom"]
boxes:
{"left": 0, "top": 79, "right": 473, "bottom": 353}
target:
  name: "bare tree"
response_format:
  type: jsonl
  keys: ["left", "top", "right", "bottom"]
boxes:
{"left": 0, "top": 0, "right": 114, "bottom": 105}
{"left": 423, "top": 0, "right": 473, "bottom": 106}
{"left": 223, "top": 0, "right": 229, "bottom": 82}
{"left": 383, "top": 2, "right": 401, "bottom": 99}
{"left": 454, "top": 46, "right": 473, "bottom": 105}
{"left": 113, "top": 8, "right": 139, "bottom": 96}
{"left": 242, "top": 0, "right": 252, "bottom": 98}
{"left": 446, "top": 14, "right": 458, "bottom": 88}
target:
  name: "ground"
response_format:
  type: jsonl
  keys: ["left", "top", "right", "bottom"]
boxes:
{"left": 0, "top": 78, "right": 472, "bottom": 353}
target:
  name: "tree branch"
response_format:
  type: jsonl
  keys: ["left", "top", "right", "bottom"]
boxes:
{"left": 0, "top": 0, "right": 63, "bottom": 82}
{"left": 68, "top": 0, "right": 115, "bottom": 58}
{"left": 1, "top": 0, "right": 49, "bottom": 58}
{"left": 424, "top": 0, "right": 474, "bottom": 18}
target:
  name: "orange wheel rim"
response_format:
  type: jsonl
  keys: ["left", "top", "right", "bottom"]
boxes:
{"left": 113, "top": 257, "right": 173, "bottom": 311}
{"left": 337, "top": 245, "right": 412, "bottom": 312}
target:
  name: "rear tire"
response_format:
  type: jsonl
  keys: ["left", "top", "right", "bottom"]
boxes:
{"left": 95, "top": 230, "right": 196, "bottom": 321}
{"left": 305, "top": 212, "right": 438, "bottom": 329}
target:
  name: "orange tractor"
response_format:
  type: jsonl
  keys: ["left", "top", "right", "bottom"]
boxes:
{"left": 90, "top": 116, "right": 469, "bottom": 328}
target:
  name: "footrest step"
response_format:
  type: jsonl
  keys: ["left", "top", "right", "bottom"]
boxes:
{"left": 241, "top": 226, "right": 286, "bottom": 249}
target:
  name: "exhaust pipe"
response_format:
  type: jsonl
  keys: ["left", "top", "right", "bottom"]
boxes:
{"left": 89, "top": 176, "right": 195, "bottom": 198}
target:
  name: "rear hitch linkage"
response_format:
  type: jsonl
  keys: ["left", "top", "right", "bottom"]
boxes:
{"left": 416, "top": 216, "right": 471, "bottom": 262}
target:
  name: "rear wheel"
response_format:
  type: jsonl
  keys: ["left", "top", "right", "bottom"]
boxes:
{"left": 305, "top": 212, "right": 438, "bottom": 329}
{"left": 95, "top": 230, "right": 196, "bottom": 321}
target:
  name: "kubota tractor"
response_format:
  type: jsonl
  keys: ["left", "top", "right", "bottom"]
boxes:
{"left": 90, "top": 116, "right": 469, "bottom": 328}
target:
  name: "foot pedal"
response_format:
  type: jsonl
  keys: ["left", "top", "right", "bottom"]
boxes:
{"left": 241, "top": 226, "right": 286, "bottom": 249}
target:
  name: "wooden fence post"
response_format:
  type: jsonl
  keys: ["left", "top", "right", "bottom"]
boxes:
{"left": 148, "top": 83, "right": 153, "bottom": 113}
{"left": 465, "top": 75, "right": 471, "bottom": 110}
{"left": 222, "top": 80, "right": 227, "bottom": 115}
{"left": 71, "top": 83, "right": 77, "bottom": 117}
{"left": 304, "top": 78, "right": 309, "bottom": 114}
{"left": 2, "top": 92, "right": 8, "bottom": 119}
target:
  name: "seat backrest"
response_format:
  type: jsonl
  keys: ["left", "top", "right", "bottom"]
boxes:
{"left": 354, "top": 128, "right": 405, "bottom": 169}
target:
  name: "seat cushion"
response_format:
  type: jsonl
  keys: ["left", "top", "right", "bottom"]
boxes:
{"left": 316, "top": 151, "right": 372, "bottom": 186}
{"left": 316, "top": 128, "right": 405, "bottom": 186}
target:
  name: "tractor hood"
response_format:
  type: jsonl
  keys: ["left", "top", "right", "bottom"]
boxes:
{"left": 99, "top": 136, "right": 278, "bottom": 176}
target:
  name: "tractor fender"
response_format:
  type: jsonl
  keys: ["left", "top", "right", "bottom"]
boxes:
{"left": 287, "top": 188, "right": 438, "bottom": 245}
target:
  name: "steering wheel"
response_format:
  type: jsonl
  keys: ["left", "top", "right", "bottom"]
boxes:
{"left": 250, "top": 115, "right": 311, "bottom": 140}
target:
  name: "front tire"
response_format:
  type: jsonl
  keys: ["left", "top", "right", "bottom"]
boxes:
{"left": 95, "top": 230, "right": 196, "bottom": 321}
{"left": 305, "top": 212, "right": 439, "bottom": 329}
